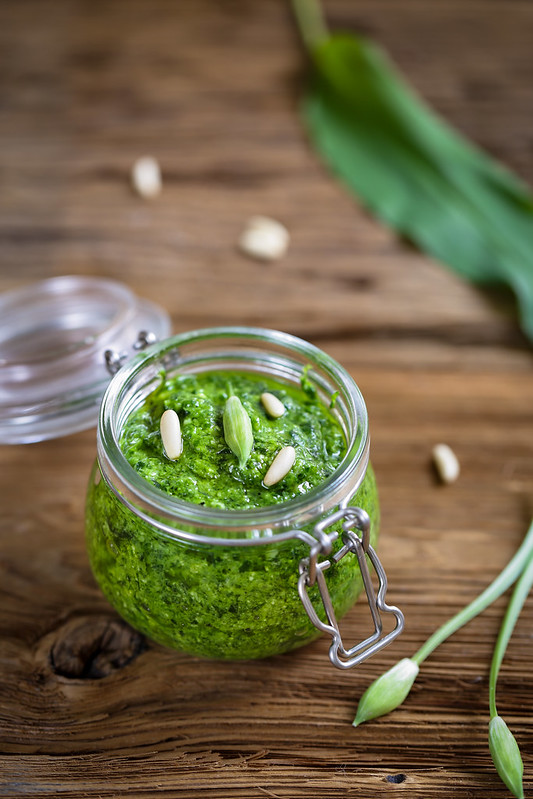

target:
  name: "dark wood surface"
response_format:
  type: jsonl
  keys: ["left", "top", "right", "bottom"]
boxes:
{"left": 1, "top": 1, "right": 533, "bottom": 797}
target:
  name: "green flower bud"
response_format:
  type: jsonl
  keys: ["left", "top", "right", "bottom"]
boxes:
{"left": 353, "top": 658, "right": 419, "bottom": 727}
{"left": 488, "top": 716, "right": 524, "bottom": 799}
{"left": 223, "top": 395, "right": 253, "bottom": 468}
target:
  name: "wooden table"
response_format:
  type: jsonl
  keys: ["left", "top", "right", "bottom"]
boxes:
{"left": 1, "top": 1, "right": 532, "bottom": 796}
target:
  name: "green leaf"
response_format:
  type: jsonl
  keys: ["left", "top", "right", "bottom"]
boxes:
{"left": 300, "top": 32, "right": 533, "bottom": 341}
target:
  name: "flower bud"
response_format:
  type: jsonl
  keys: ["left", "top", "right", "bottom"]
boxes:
{"left": 488, "top": 716, "right": 524, "bottom": 799}
{"left": 223, "top": 395, "right": 253, "bottom": 468}
{"left": 353, "top": 658, "right": 419, "bottom": 727}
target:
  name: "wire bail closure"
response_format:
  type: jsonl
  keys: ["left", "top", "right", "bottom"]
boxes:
{"left": 298, "top": 507, "right": 404, "bottom": 669}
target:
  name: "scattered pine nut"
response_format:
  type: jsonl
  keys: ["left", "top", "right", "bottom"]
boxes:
{"left": 132, "top": 156, "right": 162, "bottom": 199}
{"left": 260, "top": 392, "right": 285, "bottom": 418}
{"left": 238, "top": 216, "right": 289, "bottom": 262}
{"left": 263, "top": 446, "right": 296, "bottom": 487}
{"left": 432, "top": 443, "right": 460, "bottom": 484}
{"left": 160, "top": 409, "right": 182, "bottom": 460}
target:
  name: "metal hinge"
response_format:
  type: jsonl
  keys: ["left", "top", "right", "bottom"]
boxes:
{"left": 298, "top": 507, "right": 404, "bottom": 669}
{"left": 104, "top": 330, "right": 158, "bottom": 375}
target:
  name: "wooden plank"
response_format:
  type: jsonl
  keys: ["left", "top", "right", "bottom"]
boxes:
{"left": 0, "top": 1, "right": 532, "bottom": 797}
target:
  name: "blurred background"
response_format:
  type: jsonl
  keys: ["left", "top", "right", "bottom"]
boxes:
{"left": 2, "top": 0, "right": 532, "bottom": 349}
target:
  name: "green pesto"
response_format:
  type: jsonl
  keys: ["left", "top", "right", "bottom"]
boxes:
{"left": 119, "top": 371, "right": 345, "bottom": 509}
{"left": 85, "top": 371, "right": 380, "bottom": 660}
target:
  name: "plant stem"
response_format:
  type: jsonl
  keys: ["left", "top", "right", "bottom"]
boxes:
{"left": 291, "top": 0, "right": 329, "bottom": 51}
{"left": 489, "top": 548, "right": 533, "bottom": 719}
{"left": 412, "top": 520, "right": 533, "bottom": 666}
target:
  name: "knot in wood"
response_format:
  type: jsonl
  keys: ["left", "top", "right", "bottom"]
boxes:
{"left": 50, "top": 616, "right": 145, "bottom": 680}
{"left": 386, "top": 773, "right": 407, "bottom": 784}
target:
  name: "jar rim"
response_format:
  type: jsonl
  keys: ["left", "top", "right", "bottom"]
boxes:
{"left": 97, "top": 326, "right": 369, "bottom": 541}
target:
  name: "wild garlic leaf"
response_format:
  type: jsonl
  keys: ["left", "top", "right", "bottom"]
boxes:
{"left": 301, "top": 33, "right": 533, "bottom": 341}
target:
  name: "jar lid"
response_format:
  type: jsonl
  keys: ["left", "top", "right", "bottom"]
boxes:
{"left": 0, "top": 275, "right": 171, "bottom": 443}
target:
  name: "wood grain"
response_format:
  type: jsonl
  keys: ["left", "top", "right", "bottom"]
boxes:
{"left": 1, "top": 1, "right": 533, "bottom": 797}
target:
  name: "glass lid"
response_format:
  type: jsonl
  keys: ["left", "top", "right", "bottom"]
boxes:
{"left": 0, "top": 275, "right": 171, "bottom": 444}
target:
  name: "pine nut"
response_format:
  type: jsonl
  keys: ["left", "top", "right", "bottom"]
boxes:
{"left": 132, "top": 156, "right": 162, "bottom": 199}
{"left": 238, "top": 216, "right": 289, "bottom": 261}
{"left": 432, "top": 443, "right": 460, "bottom": 484}
{"left": 260, "top": 392, "right": 285, "bottom": 418}
{"left": 263, "top": 446, "right": 296, "bottom": 487}
{"left": 160, "top": 409, "right": 182, "bottom": 460}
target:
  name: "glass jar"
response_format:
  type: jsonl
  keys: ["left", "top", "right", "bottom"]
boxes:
{"left": 0, "top": 275, "right": 170, "bottom": 444}
{"left": 85, "top": 326, "right": 403, "bottom": 668}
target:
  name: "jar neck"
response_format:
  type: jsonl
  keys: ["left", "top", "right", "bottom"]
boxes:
{"left": 97, "top": 326, "right": 369, "bottom": 543}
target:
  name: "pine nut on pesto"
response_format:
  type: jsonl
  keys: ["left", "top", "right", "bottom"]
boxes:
{"left": 85, "top": 327, "right": 383, "bottom": 663}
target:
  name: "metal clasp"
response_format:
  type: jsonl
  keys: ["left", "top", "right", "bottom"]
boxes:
{"left": 104, "top": 330, "right": 158, "bottom": 375}
{"left": 298, "top": 507, "right": 404, "bottom": 669}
